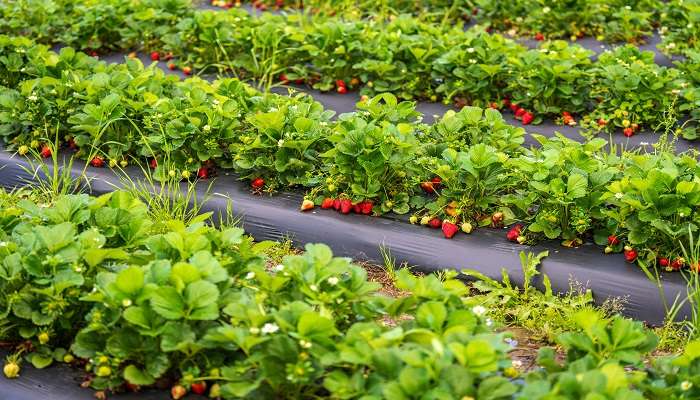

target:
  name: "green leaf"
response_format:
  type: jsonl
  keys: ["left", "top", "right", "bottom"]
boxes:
{"left": 151, "top": 287, "right": 185, "bottom": 320}
{"left": 123, "top": 365, "right": 155, "bottom": 385}
{"left": 116, "top": 266, "right": 144, "bottom": 295}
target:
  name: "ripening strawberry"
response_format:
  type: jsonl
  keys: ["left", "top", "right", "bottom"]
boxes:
{"left": 3, "top": 362, "right": 19, "bottom": 378}
{"left": 40, "top": 145, "right": 52, "bottom": 158}
{"left": 624, "top": 248, "right": 637, "bottom": 263}
{"left": 337, "top": 86, "right": 347, "bottom": 94}
{"left": 429, "top": 218, "right": 442, "bottom": 229}
{"left": 597, "top": 118, "right": 607, "bottom": 127}
{"left": 149, "top": 158, "right": 158, "bottom": 169}
{"left": 168, "top": 62, "right": 176, "bottom": 70}
{"left": 659, "top": 257, "right": 669, "bottom": 268}
{"left": 522, "top": 112, "right": 534, "bottom": 125}
{"left": 535, "top": 32, "right": 544, "bottom": 41}
{"left": 182, "top": 66, "right": 192, "bottom": 76}
{"left": 442, "top": 220, "right": 459, "bottom": 239}
{"left": 671, "top": 258, "right": 685, "bottom": 271}
{"left": 251, "top": 177, "right": 265, "bottom": 189}
{"left": 607, "top": 235, "right": 620, "bottom": 245}
{"left": 461, "top": 222, "right": 473, "bottom": 233}
{"left": 623, "top": 127, "right": 634, "bottom": 137}
{"left": 420, "top": 181, "right": 435, "bottom": 193}
{"left": 509, "top": 103, "right": 519, "bottom": 112}
{"left": 503, "top": 98, "right": 511, "bottom": 107}
{"left": 164, "top": 52, "right": 174, "bottom": 61}
{"left": 321, "top": 198, "right": 334, "bottom": 209}
{"left": 492, "top": 211, "right": 504, "bottom": 225}
{"left": 150, "top": 51, "right": 160, "bottom": 61}
{"left": 515, "top": 108, "right": 526, "bottom": 118}
{"left": 171, "top": 384, "right": 187, "bottom": 400}
{"left": 300, "top": 200, "right": 314, "bottom": 211}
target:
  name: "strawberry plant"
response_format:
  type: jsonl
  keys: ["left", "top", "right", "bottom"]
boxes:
{"left": 658, "top": 0, "right": 700, "bottom": 56}
{"left": 677, "top": 51, "right": 700, "bottom": 140}
{"left": 420, "top": 144, "right": 520, "bottom": 230}
{"left": 228, "top": 94, "right": 334, "bottom": 187}
{"left": 504, "top": 136, "right": 620, "bottom": 246}
{"left": 506, "top": 41, "right": 593, "bottom": 120}
{"left": 428, "top": 106, "right": 525, "bottom": 153}
{"left": 432, "top": 29, "right": 520, "bottom": 106}
{"left": 320, "top": 94, "right": 423, "bottom": 214}
{"left": 584, "top": 45, "right": 681, "bottom": 136}
{"left": 599, "top": 152, "right": 700, "bottom": 266}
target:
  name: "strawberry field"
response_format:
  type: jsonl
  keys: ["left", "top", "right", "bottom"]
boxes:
{"left": 1, "top": 0, "right": 700, "bottom": 399}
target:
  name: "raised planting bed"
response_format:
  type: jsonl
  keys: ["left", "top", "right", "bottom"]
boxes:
{"left": 0, "top": 145, "right": 691, "bottom": 326}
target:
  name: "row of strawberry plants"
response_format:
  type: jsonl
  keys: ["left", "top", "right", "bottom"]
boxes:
{"left": 0, "top": 2, "right": 699, "bottom": 139}
{"left": 2, "top": 190, "right": 700, "bottom": 399}
{"left": 227, "top": 0, "right": 699, "bottom": 52}
{"left": 1, "top": 37, "right": 700, "bottom": 273}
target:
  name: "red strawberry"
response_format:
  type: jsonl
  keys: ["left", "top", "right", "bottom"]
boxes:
{"left": 182, "top": 66, "right": 192, "bottom": 76}
{"left": 333, "top": 199, "right": 341, "bottom": 211}
{"left": 360, "top": 200, "right": 373, "bottom": 215}
{"left": 171, "top": 385, "right": 187, "bottom": 400}
{"left": 68, "top": 138, "right": 78, "bottom": 150}
{"left": 149, "top": 158, "right": 158, "bottom": 169}
{"left": 607, "top": 235, "right": 619, "bottom": 245}
{"left": 562, "top": 111, "right": 571, "bottom": 117}
{"left": 430, "top": 176, "right": 442, "bottom": 189}
{"left": 515, "top": 108, "right": 526, "bottom": 118}
{"left": 429, "top": 218, "right": 442, "bottom": 229}
{"left": 340, "top": 199, "right": 352, "bottom": 214}
{"left": 295, "top": 78, "right": 304, "bottom": 84}
{"left": 503, "top": 98, "right": 511, "bottom": 107}
{"left": 506, "top": 224, "right": 522, "bottom": 242}
{"left": 509, "top": 103, "right": 519, "bottom": 112}
{"left": 40, "top": 145, "right": 52, "bottom": 158}
{"left": 624, "top": 249, "right": 637, "bottom": 263}
{"left": 251, "top": 177, "right": 265, "bottom": 189}
{"left": 191, "top": 382, "right": 207, "bottom": 395}
{"left": 276, "top": 0, "right": 284, "bottom": 6}
{"left": 659, "top": 257, "right": 669, "bottom": 267}
{"left": 197, "top": 167, "right": 209, "bottom": 179}
{"left": 522, "top": 112, "right": 534, "bottom": 125}
{"left": 337, "top": 86, "right": 347, "bottom": 94}
{"left": 150, "top": 51, "right": 160, "bottom": 61}
{"left": 335, "top": 79, "right": 346, "bottom": 88}
{"left": 168, "top": 62, "right": 176, "bottom": 71}
{"left": 352, "top": 203, "right": 362, "bottom": 214}
{"left": 279, "top": 73, "right": 289, "bottom": 83}
{"left": 623, "top": 127, "right": 634, "bottom": 137}
{"left": 321, "top": 198, "right": 334, "bottom": 209}
{"left": 535, "top": 32, "right": 544, "bottom": 41}
{"left": 442, "top": 220, "right": 459, "bottom": 239}
{"left": 597, "top": 118, "right": 607, "bottom": 127}
{"left": 90, "top": 156, "right": 104, "bottom": 167}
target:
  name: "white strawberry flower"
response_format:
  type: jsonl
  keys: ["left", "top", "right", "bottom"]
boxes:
{"left": 681, "top": 381, "right": 692, "bottom": 391}
{"left": 274, "top": 264, "right": 285, "bottom": 272}
{"left": 327, "top": 276, "right": 339, "bottom": 286}
{"left": 472, "top": 305, "right": 487, "bottom": 316}
{"left": 245, "top": 272, "right": 255, "bottom": 280}
{"left": 614, "top": 192, "right": 624, "bottom": 199}
{"left": 309, "top": 284, "right": 318, "bottom": 292}
{"left": 261, "top": 323, "right": 279, "bottom": 334}
{"left": 467, "top": 47, "right": 475, "bottom": 53}
{"left": 542, "top": 6, "right": 550, "bottom": 13}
